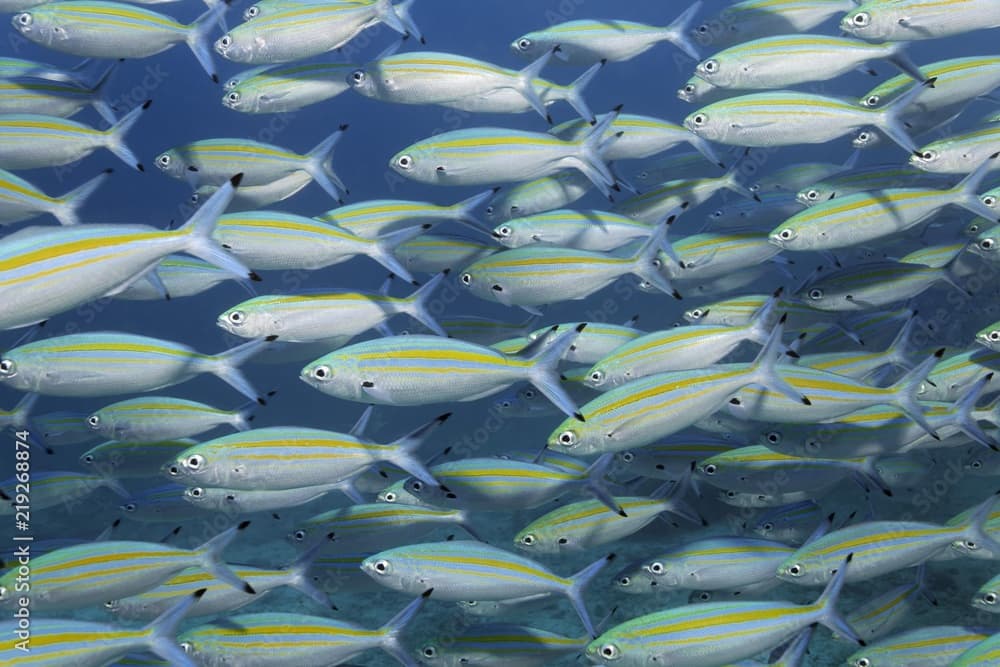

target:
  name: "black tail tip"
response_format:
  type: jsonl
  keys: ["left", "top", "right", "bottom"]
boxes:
{"left": 135, "top": 163, "right": 145, "bottom": 172}
{"left": 422, "top": 588, "right": 434, "bottom": 598}
{"left": 243, "top": 583, "right": 256, "bottom": 594}
{"left": 573, "top": 412, "right": 586, "bottom": 423}
{"left": 230, "top": 172, "right": 244, "bottom": 187}
{"left": 249, "top": 272, "right": 262, "bottom": 282}
{"left": 237, "top": 520, "right": 251, "bottom": 530}
{"left": 141, "top": 99, "right": 152, "bottom": 109}
{"left": 193, "top": 587, "right": 208, "bottom": 599}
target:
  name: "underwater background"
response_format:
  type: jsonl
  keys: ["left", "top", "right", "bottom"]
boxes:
{"left": 3, "top": 0, "right": 1000, "bottom": 665}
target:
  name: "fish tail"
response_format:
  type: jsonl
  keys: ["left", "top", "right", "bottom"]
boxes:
{"left": 582, "top": 453, "right": 627, "bottom": 515}
{"left": 104, "top": 99, "right": 150, "bottom": 171}
{"left": 722, "top": 148, "right": 761, "bottom": 201}
{"left": 199, "top": 337, "right": 272, "bottom": 404}
{"left": 398, "top": 270, "right": 448, "bottom": 336}
{"left": 287, "top": 537, "right": 335, "bottom": 609}
{"left": 630, "top": 217, "right": 682, "bottom": 298}
{"left": 517, "top": 46, "right": 560, "bottom": 123}
{"left": 304, "top": 124, "right": 349, "bottom": 203}
{"left": 378, "top": 590, "right": 433, "bottom": 665}
{"left": 446, "top": 187, "right": 496, "bottom": 233}
{"left": 913, "top": 562, "right": 938, "bottom": 606}
{"left": 874, "top": 77, "right": 935, "bottom": 154}
{"left": 369, "top": 223, "right": 430, "bottom": 283}
{"left": 889, "top": 348, "right": 944, "bottom": 438}
{"left": 689, "top": 132, "right": 724, "bottom": 168}
{"left": 385, "top": 413, "right": 451, "bottom": 486}
{"left": 563, "top": 59, "right": 604, "bottom": 125}
{"left": 196, "top": 520, "right": 256, "bottom": 593}
{"left": 51, "top": 168, "right": 112, "bottom": 226}
{"left": 87, "top": 61, "right": 120, "bottom": 126}
{"left": 232, "top": 397, "right": 261, "bottom": 432}
{"left": 950, "top": 152, "right": 1000, "bottom": 221}
{"left": 950, "top": 373, "right": 1000, "bottom": 451}
{"left": 185, "top": 0, "right": 229, "bottom": 83}
{"left": 886, "top": 43, "right": 928, "bottom": 83}
{"left": 751, "top": 315, "right": 811, "bottom": 406}
{"left": 572, "top": 105, "right": 621, "bottom": 197}
{"left": 523, "top": 323, "right": 587, "bottom": 421}
{"left": 656, "top": 463, "right": 707, "bottom": 525}
{"left": 566, "top": 554, "right": 615, "bottom": 637}
{"left": 747, "top": 287, "right": 783, "bottom": 345}
{"left": 856, "top": 457, "right": 894, "bottom": 497}
{"left": 959, "top": 490, "right": 1000, "bottom": 555}
{"left": 458, "top": 509, "right": 484, "bottom": 541}
{"left": 142, "top": 588, "right": 207, "bottom": 667}
{"left": 375, "top": 0, "right": 424, "bottom": 43}
{"left": 659, "top": 0, "right": 703, "bottom": 60}
{"left": 178, "top": 173, "right": 258, "bottom": 282}
{"left": 814, "top": 553, "right": 864, "bottom": 645}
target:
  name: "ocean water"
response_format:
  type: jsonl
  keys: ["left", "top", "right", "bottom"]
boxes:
{"left": 2, "top": 0, "right": 1000, "bottom": 665}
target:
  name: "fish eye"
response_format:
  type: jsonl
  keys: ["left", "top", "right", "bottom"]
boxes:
{"left": 865, "top": 95, "right": 880, "bottom": 107}
{"left": 104, "top": 600, "right": 117, "bottom": 610}
{"left": 14, "top": 12, "right": 31, "bottom": 26}
{"left": 185, "top": 454, "right": 205, "bottom": 470}
{"left": 516, "top": 37, "right": 531, "bottom": 50}
{"left": 989, "top": 331, "right": 1000, "bottom": 342}
{"left": 808, "top": 288, "right": 824, "bottom": 300}
{"left": 496, "top": 225, "right": 511, "bottom": 237}
{"left": 87, "top": 415, "right": 100, "bottom": 428}
{"left": 787, "top": 564, "right": 803, "bottom": 576}
{"left": 556, "top": 430, "right": 578, "bottom": 447}
{"left": 524, "top": 389, "right": 536, "bottom": 398}
{"left": 919, "top": 150, "right": 935, "bottom": 161}
{"left": 971, "top": 459, "right": 983, "bottom": 469}
{"left": 82, "top": 454, "right": 94, "bottom": 463}
{"left": 599, "top": 644, "right": 620, "bottom": 660}
{"left": 984, "top": 196, "right": 998, "bottom": 207}
{"left": 226, "top": 91, "right": 240, "bottom": 104}
{"left": 460, "top": 273, "right": 472, "bottom": 286}
{"left": 372, "top": 559, "right": 391, "bottom": 574}
{"left": 156, "top": 154, "right": 171, "bottom": 167}
{"left": 851, "top": 12, "right": 870, "bottom": 27}
{"left": 855, "top": 659, "right": 871, "bottom": 667}
{"left": 726, "top": 490, "right": 737, "bottom": 498}
{"left": 683, "top": 84, "right": 695, "bottom": 94}
{"left": 618, "top": 575, "right": 630, "bottom": 586}
{"left": 557, "top": 537, "right": 568, "bottom": 545}
{"left": 766, "top": 431, "right": 781, "bottom": 444}
{"left": 311, "top": 365, "right": 332, "bottom": 381}
{"left": 382, "top": 491, "right": 397, "bottom": 502}
{"left": 702, "top": 463, "right": 717, "bottom": 475}
{"left": 857, "top": 131, "right": 871, "bottom": 142}
{"left": 396, "top": 154, "right": 413, "bottom": 170}
{"left": 188, "top": 487, "right": 204, "bottom": 498}
{"left": 963, "top": 539, "right": 979, "bottom": 550}
{"left": 190, "top": 193, "right": 201, "bottom": 204}
{"left": 422, "top": 646, "right": 437, "bottom": 658}
{"left": 122, "top": 503, "right": 137, "bottom": 512}
{"left": 620, "top": 451, "right": 635, "bottom": 464}
{"left": 520, "top": 534, "right": 535, "bottom": 546}
{"left": 589, "top": 370, "right": 604, "bottom": 385}
{"left": 166, "top": 464, "right": 181, "bottom": 476}
{"left": 701, "top": 59, "right": 719, "bottom": 73}
{"left": 292, "top": 529, "right": 307, "bottom": 542}
{"left": 980, "top": 238, "right": 997, "bottom": 251}
{"left": 777, "top": 228, "right": 796, "bottom": 241}
{"left": 648, "top": 561, "right": 664, "bottom": 575}
{"left": 0, "top": 359, "right": 16, "bottom": 376}
{"left": 351, "top": 69, "right": 367, "bottom": 85}
{"left": 219, "top": 35, "right": 232, "bottom": 48}
{"left": 227, "top": 310, "right": 246, "bottom": 325}
{"left": 243, "top": 5, "right": 259, "bottom": 18}
{"left": 691, "top": 113, "right": 707, "bottom": 126}
{"left": 986, "top": 592, "right": 998, "bottom": 604}
{"left": 411, "top": 481, "right": 424, "bottom": 492}
{"left": 180, "top": 642, "right": 193, "bottom": 654}
{"left": 805, "top": 190, "right": 819, "bottom": 201}
{"left": 762, "top": 522, "right": 774, "bottom": 531}
{"left": 696, "top": 591, "right": 712, "bottom": 601}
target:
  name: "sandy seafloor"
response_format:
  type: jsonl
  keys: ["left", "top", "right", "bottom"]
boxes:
{"left": 1, "top": 0, "right": 1000, "bottom": 665}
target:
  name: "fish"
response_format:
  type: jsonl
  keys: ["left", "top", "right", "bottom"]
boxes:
{"left": 845, "top": 625, "right": 991, "bottom": 667}
{"left": 12, "top": 1, "right": 228, "bottom": 81}
{"left": 510, "top": 3, "right": 703, "bottom": 64}
{"left": 0, "top": 174, "right": 254, "bottom": 331}
{"left": 156, "top": 126, "right": 348, "bottom": 202}
{"left": 483, "top": 170, "right": 594, "bottom": 223}
{"left": 300, "top": 326, "right": 586, "bottom": 420}
{"left": 0, "top": 332, "right": 271, "bottom": 401}
{"left": 842, "top": 0, "right": 1000, "bottom": 42}
{"left": 0, "top": 67, "right": 118, "bottom": 123}
{"left": 691, "top": 0, "right": 856, "bottom": 50}
{"left": 289, "top": 502, "right": 479, "bottom": 549}
{"left": 0, "top": 167, "right": 110, "bottom": 227}
{"left": 80, "top": 439, "right": 198, "bottom": 479}
{"left": 585, "top": 554, "right": 860, "bottom": 666}
{"left": 316, "top": 189, "right": 495, "bottom": 239}
{"left": 684, "top": 78, "right": 934, "bottom": 154}
{"left": 223, "top": 61, "right": 359, "bottom": 114}
{"left": 114, "top": 255, "right": 256, "bottom": 301}
{"left": 0, "top": 469, "right": 128, "bottom": 513}
{"left": 87, "top": 396, "right": 258, "bottom": 441}
{"left": 0, "top": 522, "right": 252, "bottom": 611}
{"left": 912, "top": 124, "right": 1000, "bottom": 174}
{"left": 361, "top": 540, "right": 613, "bottom": 636}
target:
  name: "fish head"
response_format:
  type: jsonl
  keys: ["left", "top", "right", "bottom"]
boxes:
{"left": 796, "top": 186, "right": 830, "bottom": 206}
{"left": 840, "top": 6, "right": 895, "bottom": 41}
{"left": 683, "top": 107, "right": 729, "bottom": 143}
{"left": 217, "top": 303, "right": 275, "bottom": 339}
{"left": 970, "top": 230, "right": 1000, "bottom": 260}
{"left": 975, "top": 326, "right": 1000, "bottom": 349}
{"left": 677, "top": 76, "right": 714, "bottom": 103}
{"left": 11, "top": 8, "right": 66, "bottom": 47}
{"left": 694, "top": 56, "right": 738, "bottom": 89}
{"left": 214, "top": 27, "right": 260, "bottom": 64}
{"left": 611, "top": 562, "right": 657, "bottom": 594}
{"left": 183, "top": 485, "right": 226, "bottom": 510}
{"left": 851, "top": 129, "right": 883, "bottom": 150}
{"left": 84, "top": 408, "right": 117, "bottom": 440}
{"left": 546, "top": 415, "right": 608, "bottom": 457}
{"left": 402, "top": 477, "right": 452, "bottom": 505}
{"left": 153, "top": 148, "right": 191, "bottom": 180}
{"left": 775, "top": 555, "right": 827, "bottom": 586}
{"left": 360, "top": 551, "right": 421, "bottom": 591}
{"left": 389, "top": 143, "right": 451, "bottom": 184}
{"left": 584, "top": 633, "right": 629, "bottom": 664}
{"left": 768, "top": 221, "right": 813, "bottom": 251}
{"left": 509, "top": 32, "right": 547, "bottom": 60}
{"left": 973, "top": 588, "right": 1000, "bottom": 611}
{"left": 163, "top": 446, "right": 223, "bottom": 486}
{"left": 299, "top": 352, "right": 364, "bottom": 400}
{"left": 347, "top": 65, "right": 380, "bottom": 98}
{"left": 221, "top": 86, "right": 259, "bottom": 113}
{"left": 0, "top": 348, "right": 43, "bottom": 393}
{"left": 909, "top": 146, "right": 946, "bottom": 172}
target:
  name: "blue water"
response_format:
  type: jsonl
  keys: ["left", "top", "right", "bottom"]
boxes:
{"left": 2, "top": 1, "right": 1000, "bottom": 665}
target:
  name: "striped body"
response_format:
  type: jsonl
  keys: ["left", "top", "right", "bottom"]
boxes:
{"left": 613, "top": 437, "right": 739, "bottom": 479}
{"left": 292, "top": 502, "right": 470, "bottom": 548}
{"left": 0, "top": 470, "right": 124, "bottom": 514}
{"left": 122, "top": 483, "right": 210, "bottom": 524}
{"left": 912, "top": 124, "right": 1000, "bottom": 174}
{"left": 668, "top": 231, "right": 783, "bottom": 280}
{"left": 694, "top": 0, "right": 856, "bottom": 49}
{"left": 300, "top": 335, "right": 536, "bottom": 405}
{"left": 512, "top": 16, "right": 693, "bottom": 64}
{"left": 494, "top": 209, "right": 653, "bottom": 252}
{"left": 224, "top": 62, "right": 355, "bottom": 113}
{"left": 0, "top": 76, "right": 103, "bottom": 118}
{"left": 36, "top": 410, "right": 101, "bottom": 446}
{"left": 754, "top": 501, "right": 823, "bottom": 543}
{"left": 613, "top": 173, "right": 739, "bottom": 222}
{"left": 863, "top": 55, "right": 1000, "bottom": 114}
{"left": 484, "top": 170, "right": 593, "bottom": 223}
{"left": 158, "top": 140, "right": 317, "bottom": 187}
{"left": 0, "top": 168, "right": 94, "bottom": 225}
{"left": 116, "top": 255, "right": 247, "bottom": 301}
{"left": 395, "top": 233, "right": 497, "bottom": 274}
{"left": 614, "top": 537, "right": 793, "bottom": 593}
{"left": 163, "top": 426, "right": 415, "bottom": 490}
{"left": 683, "top": 293, "right": 834, "bottom": 329}
{"left": 420, "top": 623, "right": 585, "bottom": 667}
{"left": 191, "top": 170, "right": 313, "bottom": 211}
{"left": 921, "top": 348, "right": 1000, "bottom": 401}
{"left": 215, "top": 1, "right": 392, "bottom": 64}
{"left": 318, "top": 195, "right": 483, "bottom": 239}
{"left": 391, "top": 128, "right": 591, "bottom": 187}
{"left": 80, "top": 439, "right": 196, "bottom": 478}
{"left": 797, "top": 260, "right": 949, "bottom": 311}
{"left": 88, "top": 396, "right": 246, "bottom": 441}
{"left": 698, "top": 445, "right": 875, "bottom": 493}
{"left": 0, "top": 113, "right": 115, "bottom": 168}
{"left": 184, "top": 481, "right": 345, "bottom": 514}
{"left": 551, "top": 113, "right": 712, "bottom": 162}
{"left": 843, "top": 0, "right": 1000, "bottom": 41}
{"left": 697, "top": 34, "right": 902, "bottom": 89}
{"left": 12, "top": 1, "right": 190, "bottom": 58}
{"left": 844, "top": 570, "right": 927, "bottom": 642}
{"left": 797, "top": 163, "right": 955, "bottom": 204}
{"left": 524, "top": 321, "right": 641, "bottom": 364}
{"left": 847, "top": 625, "right": 990, "bottom": 666}
{"left": 0, "top": 618, "right": 179, "bottom": 666}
